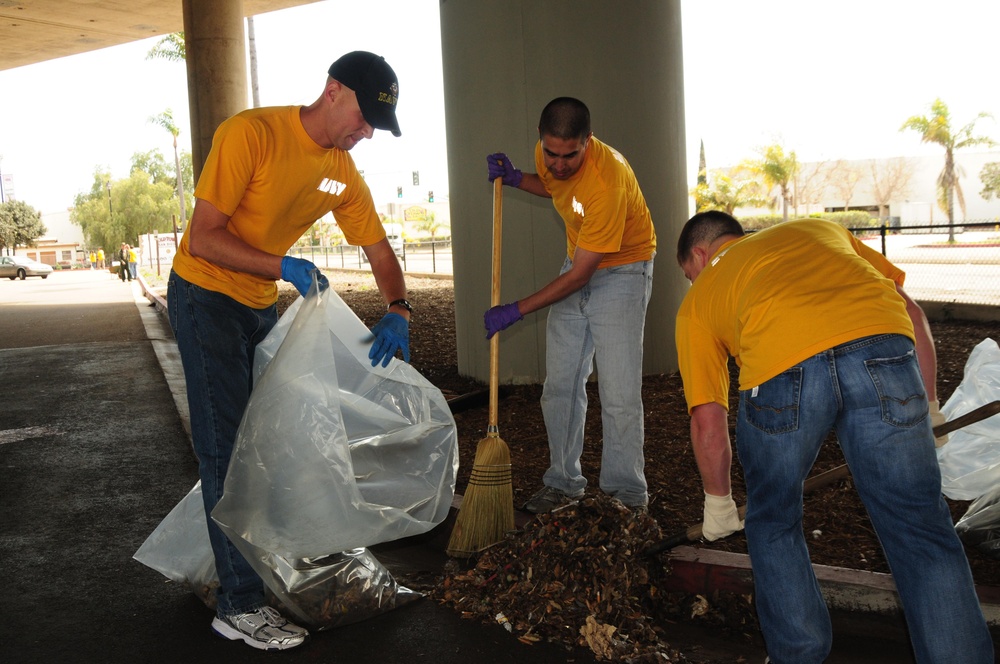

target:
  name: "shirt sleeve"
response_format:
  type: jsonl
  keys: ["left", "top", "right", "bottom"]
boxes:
{"left": 676, "top": 314, "right": 732, "bottom": 414}
{"left": 850, "top": 233, "right": 906, "bottom": 287}
{"left": 193, "top": 115, "right": 259, "bottom": 216}
{"left": 332, "top": 167, "right": 385, "bottom": 247}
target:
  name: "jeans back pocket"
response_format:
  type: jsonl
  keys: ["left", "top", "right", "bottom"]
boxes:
{"left": 742, "top": 367, "right": 802, "bottom": 434}
{"left": 864, "top": 350, "right": 927, "bottom": 428}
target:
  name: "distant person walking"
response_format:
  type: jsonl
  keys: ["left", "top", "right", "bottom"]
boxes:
{"left": 128, "top": 245, "right": 138, "bottom": 280}
{"left": 96, "top": 248, "right": 105, "bottom": 269}
{"left": 88, "top": 251, "right": 96, "bottom": 270}
{"left": 118, "top": 243, "right": 131, "bottom": 282}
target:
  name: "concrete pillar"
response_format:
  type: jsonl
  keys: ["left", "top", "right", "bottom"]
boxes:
{"left": 182, "top": 0, "right": 248, "bottom": 182}
{"left": 440, "top": 0, "right": 688, "bottom": 384}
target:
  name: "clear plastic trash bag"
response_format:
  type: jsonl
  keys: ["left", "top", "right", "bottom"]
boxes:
{"left": 955, "top": 484, "right": 1000, "bottom": 560}
{"left": 211, "top": 285, "right": 458, "bottom": 558}
{"left": 133, "top": 483, "right": 421, "bottom": 628}
{"left": 136, "top": 282, "right": 456, "bottom": 628}
{"left": 133, "top": 482, "right": 219, "bottom": 609}
{"left": 938, "top": 338, "right": 1000, "bottom": 500}
{"left": 244, "top": 547, "right": 421, "bottom": 630}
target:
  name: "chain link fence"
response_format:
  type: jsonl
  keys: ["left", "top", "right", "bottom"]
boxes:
{"left": 287, "top": 239, "right": 454, "bottom": 276}
{"left": 288, "top": 221, "right": 1000, "bottom": 309}
{"left": 852, "top": 220, "right": 1000, "bottom": 307}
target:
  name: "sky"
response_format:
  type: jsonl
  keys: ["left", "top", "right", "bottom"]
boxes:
{"left": 0, "top": 0, "right": 997, "bottom": 219}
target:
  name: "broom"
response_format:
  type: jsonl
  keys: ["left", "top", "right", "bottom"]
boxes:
{"left": 446, "top": 176, "right": 516, "bottom": 557}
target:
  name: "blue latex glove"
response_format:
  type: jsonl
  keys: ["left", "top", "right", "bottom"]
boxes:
{"left": 487, "top": 152, "right": 523, "bottom": 188}
{"left": 280, "top": 256, "right": 329, "bottom": 297}
{"left": 369, "top": 312, "right": 410, "bottom": 367}
{"left": 484, "top": 302, "right": 523, "bottom": 339}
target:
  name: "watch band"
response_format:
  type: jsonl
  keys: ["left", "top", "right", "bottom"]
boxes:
{"left": 388, "top": 298, "right": 412, "bottom": 312}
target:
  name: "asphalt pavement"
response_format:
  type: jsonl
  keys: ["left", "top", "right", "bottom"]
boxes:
{"left": 1, "top": 268, "right": 986, "bottom": 663}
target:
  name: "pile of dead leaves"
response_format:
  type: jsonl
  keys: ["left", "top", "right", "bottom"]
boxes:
{"left": 433, "top": 492, "right": 692, "bottom": 662}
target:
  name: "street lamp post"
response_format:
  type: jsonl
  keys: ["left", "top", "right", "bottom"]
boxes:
{"left": 106, "top": 181, "right": 113, "bottom": 221}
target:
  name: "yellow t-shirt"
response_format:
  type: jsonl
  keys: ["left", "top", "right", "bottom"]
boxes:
{"left": 675, "top": 219, "right": 913, "bottom": 413}
{"left": 173, "top": 106, "right": 385, "bottom": 308}
{"left": 535, "top": 136, "right": 656, "bottom": 268}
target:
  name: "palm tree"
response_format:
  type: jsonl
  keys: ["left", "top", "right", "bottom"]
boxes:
{"left": 696, "top": 167, "right": 769, "bottom": 215}
{"left": 414, "top": 211, "right": 449, "bottom": 239}
{"left": 149, "top": 110, "right": 188, "bottom": 232}
{"left": 146, "top": 33, "right": 185, "bottom": 62}
{"left": 748, "top": 144, "right": 799, "bottom": 222}
{"left": 900, "top": 98, "right": 996, "bottom": 241}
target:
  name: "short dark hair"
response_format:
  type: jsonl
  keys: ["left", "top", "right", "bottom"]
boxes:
{"left": 538, "top": 97, "right": 591, "bottom": 140}
{"left": 676, "top": 211, "right": 745, "bottom": 264}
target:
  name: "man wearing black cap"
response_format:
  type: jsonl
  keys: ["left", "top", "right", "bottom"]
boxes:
{"left": 167, "top": 51, "right": 410, "bottom": 651}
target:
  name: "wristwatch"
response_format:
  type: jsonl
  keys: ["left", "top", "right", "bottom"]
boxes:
{"left": 388, "top": 298, "right": 412, "bottom": 313}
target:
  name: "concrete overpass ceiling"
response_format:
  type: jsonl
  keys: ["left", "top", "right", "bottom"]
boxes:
{"left": 0, "top": 0, "right": 321, "bottom": 72}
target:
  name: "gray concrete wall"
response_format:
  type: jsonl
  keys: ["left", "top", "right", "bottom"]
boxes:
{"left": 183, "top": 0, "right": 249, "bottom": 182}
{"left": 441, "top": 0, "right": 688, "bottom": 384}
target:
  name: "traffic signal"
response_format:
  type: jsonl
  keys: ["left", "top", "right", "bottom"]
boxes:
{"left": 397, "top": 186, "right": 403, "bottom": 199}
{"left": 412, "top": 171, "right": 419, "bottom": 186}
{"left": 428, "top": 190, "right": 434, "bottom": 202}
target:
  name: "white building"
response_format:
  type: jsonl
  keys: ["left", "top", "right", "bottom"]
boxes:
{"left": 714, "top": 150, "right": 1000, "bottom": 225}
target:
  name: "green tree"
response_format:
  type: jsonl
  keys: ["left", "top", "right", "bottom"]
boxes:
{"left": 131, "top": 150, "right": 174, "bottom": 186}
{"left": 900, "top": 98, "right": 996, "bottom": 241}
{"left": 71, "top": 169, "right": 176, "bottom": 249}
{"left": 117, "top": 170, "right": 178, "bottom": 239}
{"left": 980, "top": 162, "right": 1000, "bottom": 202}
{"left": 0, "top": 199, "right": 46, "bottom": 254}
{"left": 414, "top": 211, "right": 449, "bottom": 239}
{"left": 149, "top": 109, "right": 190, "bottom": 231}
{"left": 692, "top": 140, "right": 711, "bottom": 212}
{"left": 71, "top": 168, "right": 114, "bottom": 250}
{"left": 747, "top": 144, "right": 799, "bottom": 222}
{"left": 696, "top": 166, "right": 769, "bottom": 214}
{"left": 146, "top": 33, "right": 185, "bottom": 62}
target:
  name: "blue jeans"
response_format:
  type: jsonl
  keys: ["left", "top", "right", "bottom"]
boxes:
{"left": 736, "top": 334, "right": 992, "bottom": 664}
{"left": 167, "top": 271, "right": 278, "bottom": 617}
{"left": 540, "top": 257, "right": 654, "bottom": 506}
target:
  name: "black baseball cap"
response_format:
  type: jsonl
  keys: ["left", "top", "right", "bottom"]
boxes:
{"left": 328, "top": 51, "right": 401, "bottom": 137}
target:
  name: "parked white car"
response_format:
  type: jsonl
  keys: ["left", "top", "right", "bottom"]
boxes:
{"left": 0, "top": 256, "right": 54, "bottom": 280}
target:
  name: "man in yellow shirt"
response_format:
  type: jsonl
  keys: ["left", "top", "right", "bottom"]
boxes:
{"left": 167, "top": 51, "right": 411, "bottom": 651}
{"left": 675, "top": 210, "right": 991, "bottom": 663}
{"left": 486, "top": 97, "right": 656, "bottom": 514}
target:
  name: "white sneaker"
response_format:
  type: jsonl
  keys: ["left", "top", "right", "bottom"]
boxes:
{"left": 211, "top": 606, "right": 308, "bottom": 651}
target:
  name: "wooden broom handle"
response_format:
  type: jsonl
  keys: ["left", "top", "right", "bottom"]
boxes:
{"left": 488, "top": 177, "right": 503, "bottom": 431}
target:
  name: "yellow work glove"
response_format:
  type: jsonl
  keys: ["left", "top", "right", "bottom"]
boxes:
{"left": 929, "top": 399, "right": 949, "bottom": 447}
{"left": 702, "top": 492, "right": 744, "bottom": 542}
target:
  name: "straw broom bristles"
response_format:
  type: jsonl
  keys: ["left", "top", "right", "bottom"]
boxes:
{"left": 446, "top": 175, "right": 515, "bottom": 557}
{"left": 445, "top": 431, "right": 514, "bottom": 557}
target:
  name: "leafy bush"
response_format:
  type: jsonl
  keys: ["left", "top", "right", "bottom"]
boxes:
{"left": 737, "top": 214, "right": 784, "bottom": 231}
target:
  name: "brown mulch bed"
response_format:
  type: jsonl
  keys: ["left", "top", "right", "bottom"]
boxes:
{"left": 289, "top": 270, "right": 1000, "bottom": 591}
